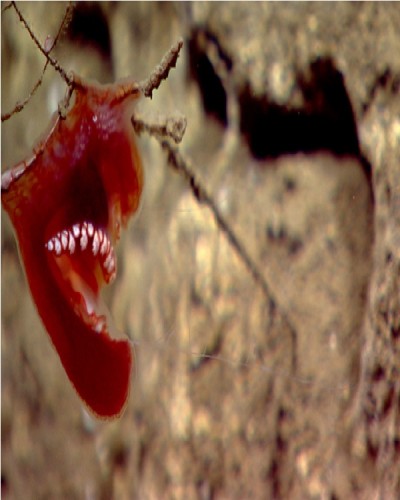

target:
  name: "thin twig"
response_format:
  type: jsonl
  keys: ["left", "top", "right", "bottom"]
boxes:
{"left": 142, "top": 138, "right": 298, "bottom": 370}
{"left": 2, "top": 2, "right": 12, "bottom": 13}
{"left": 197, "top": 31, "right": 240, "bottom": 175}
{"left": 2, "top": 3, "right": 74, "bottom": 122}
{"left": 139, "top": 38, "right": 184, "bottom": 98}
{"left": 159, "top": 140, "right": 276, "bottom": 307}
{"left": 11, "top": 1, "right": 73, "bottom": 86}
{"left": 133, "top": 114, "right": 187, "bottom": 144}
{"left": 1, "top": 77, "right": 44, "bottom": 122}
{"left": 134, "top": 35, "right": 297, "bottom": 368}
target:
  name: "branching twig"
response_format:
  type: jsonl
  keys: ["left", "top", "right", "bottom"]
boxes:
{"left": 3, "top": 10, "right": 297, "bottom": 371}
{"left": 2, "top": 2, "right": 12, "bottom": 13}
{"left": 139, "top": 38, "right": 184, "bottom": 98}
{"left": 196, "top": 31, "right": 240, "bottom": 174}
{"left": 132, "top": 36, "right": 298, "bottom": 370}
{"left": 132, "top": 132, "right": 298, "bottom": 370}
{"left": 2, "top": 2, "right": 74, "bottom": 122}
{"left": 133, "top": 114, "right": 187, "bottom": 144}
{"left": 10, "top": 1, "right": 73, "bottom": 86}
{"left": 159, "top": 140, "right": 277, "bottom": 308}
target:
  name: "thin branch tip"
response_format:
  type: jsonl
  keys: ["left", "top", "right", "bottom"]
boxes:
{"left": 2, "top": 2, "right": 75, "bottom": 122}
{"left": 140, "top": 37, "right": 185, "bottom": 99}
{"left": 11, "top": 1, "right": 73, "bottom": 87}
{"left": 132, "top": 113, "right": 187, "bottom": 144}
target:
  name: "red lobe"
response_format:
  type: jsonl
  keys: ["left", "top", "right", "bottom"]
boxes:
{"left": 2, "top": 75, "right": 143, "bottom": 418}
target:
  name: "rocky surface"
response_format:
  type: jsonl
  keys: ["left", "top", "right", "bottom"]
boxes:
{"left": 2, "top": 2, "right": 399, "bottom": 498}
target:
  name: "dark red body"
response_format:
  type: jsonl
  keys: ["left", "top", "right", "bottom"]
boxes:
{"left": 2, "top": 78, "right": 143, "bottom": 418}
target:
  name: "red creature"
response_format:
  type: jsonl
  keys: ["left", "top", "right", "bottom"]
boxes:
{"left": 2, "top": 75, "right": 143, "bottom": 418}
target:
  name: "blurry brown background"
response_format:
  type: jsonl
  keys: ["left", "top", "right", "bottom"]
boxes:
{"left": 1, "top": 2, "right": 399, "bottom": 499}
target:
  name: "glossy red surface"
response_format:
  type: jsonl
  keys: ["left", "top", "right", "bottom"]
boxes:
{"left": 2, "top": 77, "right": 143, "bottom": 418}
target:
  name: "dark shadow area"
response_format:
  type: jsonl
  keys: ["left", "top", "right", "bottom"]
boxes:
{"left": 189, "top": 31, "right": 365, "bottom": 165}
{"left": 67, "top": 2, "right": 111, "bottom": 60}
{"left": 188, "top": 29, "right": 229, "bottom": 126}
{"left": 239, "top": 58, "right": 360, "bottom": 159}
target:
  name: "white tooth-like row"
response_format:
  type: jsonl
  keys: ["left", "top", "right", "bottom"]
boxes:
{"left": 68, "top": 232, "right": 75, "bottom": 254}
{"left": 87, "top": 223, "right": 94, "bottom": 238}
{"left": 104, "top": 252, "right": 113, "bottom": 274}
{"left": 45, "top": 222, "right": 116, "bottom": 279}
{"left": 80, "top": 226, "right": 88, "bottom": 251}
{"left": 92, "top": 231, "right": 100, "bottom": 255}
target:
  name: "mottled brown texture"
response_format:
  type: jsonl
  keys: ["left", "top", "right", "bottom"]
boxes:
{"left": 2, "top": 2, "right": 399, "bottom": 499}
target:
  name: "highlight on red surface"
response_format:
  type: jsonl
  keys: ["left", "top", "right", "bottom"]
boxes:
{"left": 1, "top": 74, "right": 143, "bottom": 418}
